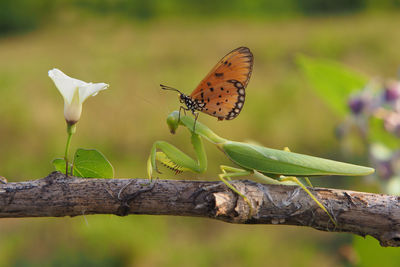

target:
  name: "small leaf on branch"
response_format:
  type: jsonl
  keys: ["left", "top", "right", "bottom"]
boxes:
{"left": 72, "top": 148, "right": 114, "bottom": 178}
{"left": 52, "top": 158, "right": 71, "bottom": 174}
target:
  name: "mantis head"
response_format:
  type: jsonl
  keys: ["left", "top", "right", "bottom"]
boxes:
{"left": 167, "top": 111, "right": 180, "bottom": 134}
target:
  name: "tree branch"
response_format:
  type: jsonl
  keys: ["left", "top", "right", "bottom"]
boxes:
{"left": 0, "top": 172, "right": 399, "bottom": 247}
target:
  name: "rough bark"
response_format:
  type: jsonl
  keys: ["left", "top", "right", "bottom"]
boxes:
{"left": 0, "top": 172, "right": 399, "bottom": 247}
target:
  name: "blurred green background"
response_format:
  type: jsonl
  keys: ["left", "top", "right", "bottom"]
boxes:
{"left": 1, "top": 0, "right": 400, "bottom": 266}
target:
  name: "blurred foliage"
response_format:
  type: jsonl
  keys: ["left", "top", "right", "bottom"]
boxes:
{"left": 0, "top": 0, "right": 55, "bottom": 36}
{"left": 299, "top": 39, "right": 400, "bottom": 266}
{"left": 297, "top": 55, "right": 368, "bottom": 117}
{"left": 2, "top": 0, "right": 400, "bottom": 35}
{"left": 369, "top": 117, "right": 400, "bottom": 149}
{"left": 353, "top": 236, "right": 400, "bottom": 267}
{"left": 298, "top": 0, "right": 365, "bottom": 14}
{"left": 74, "top": 0, "right": 299, "bottom": 19}
{"left": 74, "top": 0, "right": 400, "bottom": 20}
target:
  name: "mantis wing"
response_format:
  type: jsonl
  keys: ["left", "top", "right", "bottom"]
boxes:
{"left": 222, "top": 141, "right": 374, "bottom": 176}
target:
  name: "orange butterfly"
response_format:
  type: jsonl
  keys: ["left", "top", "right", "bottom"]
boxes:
{"left": 161, "top": 47, "right": 253, "bottom": 127}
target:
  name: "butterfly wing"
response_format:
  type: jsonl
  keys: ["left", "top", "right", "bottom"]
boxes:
{"left": 190, "top": 47, "right": 253, "bottom": 120}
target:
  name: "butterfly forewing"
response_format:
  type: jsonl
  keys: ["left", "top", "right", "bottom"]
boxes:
{"left": 190, "top": 47, "right": 253, "bottom": 120}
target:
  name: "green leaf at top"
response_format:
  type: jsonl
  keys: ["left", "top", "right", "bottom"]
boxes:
{"left": 297, "top": 54, "right": 368, "bottom": 117}
{"left": 73, "top": 148, "right": 114, "bottom": 178}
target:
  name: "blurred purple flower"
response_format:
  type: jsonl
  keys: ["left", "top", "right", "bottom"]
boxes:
{"left": 348, "top": 97, "right": 365, "bottom": 115}
{"left": 342, "top": 77, "right": 400, "bottom": 194}
{"left": 384, "top": 81, "right": 400, "bottom": 102}
{"left": 383, "top": 112, "right": 400, "bottom": 137}
{"left": 376, "top": 160, "right": 394, "bottom": 180}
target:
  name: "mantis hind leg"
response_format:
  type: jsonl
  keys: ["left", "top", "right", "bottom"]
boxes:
{"left": 304, "top": 177, "right": 313, "bottom": 188}
{"left": 282, "top": 148, "right": 314, "bottom": 188}
{"left": 279, "top": 176, "right": 337, "bottom": 226}
{"left": 219, "top": 165, "right": 254, "bottom": 217}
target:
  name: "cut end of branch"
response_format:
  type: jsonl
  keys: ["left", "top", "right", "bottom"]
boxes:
{"left": 212, "top": 181, "right": 264, "bottom": 223}
{"left": 378, "top": 232, "right": 400, "bottom": 247}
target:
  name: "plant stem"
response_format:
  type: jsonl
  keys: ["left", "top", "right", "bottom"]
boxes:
{"left": 64, "top": 123, "right": 76, "bottom": 176}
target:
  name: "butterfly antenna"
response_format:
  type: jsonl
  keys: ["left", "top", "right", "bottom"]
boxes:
{"left": 160, "top": 84, "right": 184, "bottom": 95}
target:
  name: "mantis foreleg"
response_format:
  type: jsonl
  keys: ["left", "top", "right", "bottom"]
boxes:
{"left": 147, "top": 133, "right": 207, "bottom": 178}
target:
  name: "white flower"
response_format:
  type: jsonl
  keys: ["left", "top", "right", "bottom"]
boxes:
{"left": 48, "top": 68, "right": 109, "bottom": 124}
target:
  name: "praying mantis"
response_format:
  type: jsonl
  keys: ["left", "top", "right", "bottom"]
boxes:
{"left": 147, "top": 111, "right": 375, "bottom": 225}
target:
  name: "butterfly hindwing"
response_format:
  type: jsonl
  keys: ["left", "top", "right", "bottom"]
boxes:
{"left": 190, "top": 47, "right": 253, "bottom": 120}
{"left": 193, "top": 80, "right": 245, "bottom": 120}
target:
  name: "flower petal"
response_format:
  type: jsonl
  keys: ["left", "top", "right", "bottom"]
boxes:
{"left": 48, "top": 68, "right": 89, "bottom": 104}
{"left": 78, "top": 82, "right": 109, "bottom": 103}
{"left": 64, "top": 92, "right": 82, "bottom": 124}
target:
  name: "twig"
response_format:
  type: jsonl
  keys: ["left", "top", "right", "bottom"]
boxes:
{"left": 0, "top": 172, "right": 399, "bottom": 247}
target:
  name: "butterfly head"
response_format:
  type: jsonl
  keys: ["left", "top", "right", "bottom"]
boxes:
{"left": 160, "top": 84, "right": 197, "bottom": 111}
{"left": 179, "top": 93, "right": 186, "bottom": 104}
{"left": 180, "top": 94, "right": 197, "bottom": 110}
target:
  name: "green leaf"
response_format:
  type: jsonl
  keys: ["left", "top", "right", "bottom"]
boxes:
{"left": 369, "top": 117, "right": 400, "bottom": 149}
{"left": 353, "top": 236, "right": 400, "bottom": 266}
{"left": 297, "top": 54, "right": 368, "bottom": 117}
{"left": 52, "top": 158, "right": 71, "bottom": 174}
{"left": 73, "top": 148, "right": 114, "bottom": 178}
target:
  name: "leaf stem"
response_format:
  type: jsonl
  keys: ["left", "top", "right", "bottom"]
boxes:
{"left": 64, "top": 123, "right": 76, "bottom": 175}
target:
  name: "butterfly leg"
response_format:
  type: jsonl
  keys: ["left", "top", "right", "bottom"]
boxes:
{"left": 218, "top": 165, "right": 254, "bottom": 218}
{"left": 192, "top": 111, "right": 199, "bottom": 133}
{"left": 178, "top": 106, "right": 188, "bottom": 123}
{"left": 278, "top": 175, "right": 337, "bottom": 226}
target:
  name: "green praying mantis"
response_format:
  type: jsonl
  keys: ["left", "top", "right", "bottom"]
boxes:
{"left": 147, "top": 111, "right": 375, "bottom": 225}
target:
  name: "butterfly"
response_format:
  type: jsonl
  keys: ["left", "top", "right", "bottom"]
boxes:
{"left": 161, "top": 47, "right": 253, "bottom": 129}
